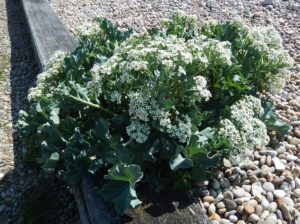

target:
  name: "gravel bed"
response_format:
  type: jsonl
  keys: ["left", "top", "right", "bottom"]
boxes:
{"left": 0, "top": 0, "right": 79, "bottom": 223}
{"left": 49, "top": 0, "right": 300, "bottom": 223}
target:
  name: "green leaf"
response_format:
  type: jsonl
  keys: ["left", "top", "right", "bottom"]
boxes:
{"left": 260, "top": 100, "right": 292, "bottom": 138}
{"left": 95, "top": 118, "right": 109, "bottom": 138}
{"left": 49, "top": 108, "right": 60, "bottom": 125}
{"left": 100, "top": 181, "right": 141, "bottom": 215}
{"left": 100, "top": 164, "right": 143, "bottom": 214}
{"left": 88, "top": 158, "right": 103, "bottom": 174}
{"left": 169, "top": 153, "right": 193, "bottom": 171}
{"left": 43, "top": 152, "right": 60, "bottom": 172}
{"left": 104, "top": 164, "right": 143, "bottom": 185}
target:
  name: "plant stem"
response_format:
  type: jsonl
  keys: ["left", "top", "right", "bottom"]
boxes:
{"left": 68, "top": 95, "right": 116, "bottom": 116}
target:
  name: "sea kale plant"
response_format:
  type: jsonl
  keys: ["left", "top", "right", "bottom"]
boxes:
{"left": 18, "top": 11, "right": 293, "bottom": 214}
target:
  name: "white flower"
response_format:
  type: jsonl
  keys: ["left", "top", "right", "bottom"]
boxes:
{"left": 168, "top": 115, "right": 192, "bottom": 143}
{"left": 193, "top": 76, "right": 212, "bottom": 101}
{"left": 126, "top": 120, "right": 150, "bottom": 143}
{"left": 219, "top": 95, "right": 269, "bottom": 151}
{"left": 110, "top": 91, "right": 122, "bottom": 104}
{"left": 128, "top": 92, "right": 150, "bottom": 121}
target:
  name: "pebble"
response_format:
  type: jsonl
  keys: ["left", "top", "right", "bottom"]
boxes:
{"left": 274, "top": 190, "right": 286, "bottom": 198}
{"left": 251, "top": 182, "right": 263, "bottom": 196}
{"left": 229, "top": 215, "right": 238, "bottom": 223}
{"left": 280, "top": 203, "right": 292, "bottom": 221}
{"left": 261, "top": 199, "right": 270, "bottom": 209}
{"left": 294, "top": 189, "right": 300, "bottom": 197}
{"left": 248, "top": 214, "right": 259, "bottom": 223}
{"left": 290, "top": 137, "right": 300, "bottom": 145}
{"left": 203, "top": 196, "right": 215, "bottom": 203}
{"left": 209, "top": 213, "right": 221, "bottom": 221}
{"left": 265, "top": 214, "right": 277, "bottom": 224}
{"left": 272, "top": 157, "right": 286, "bottom": 171}
{"left": 208, "top": 204, "right": 216, "bottom": 215}
{"left": 284, "top": 197, "right": 294, "bottom": 207}
{"left": 263, "top": 182, "right": 275, "bottom": 192}
{"left": 224, "top": 199, "right": 237, "bottom": 211}
{"left": 223, "top": 191, "right": 233, "bottom": 200}
{"left": 232, "top": 188, "right": 245, "bottom": 198}
{"left": 244, "top": 204, "right": 255, "bottom": 215}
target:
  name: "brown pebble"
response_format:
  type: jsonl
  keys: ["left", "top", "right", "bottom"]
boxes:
{"left": 272, "top": 177, "right": 284, "bottom": 187}
{"left": 209, "top": 213, "right": 221, "bottom": 221}
{"left": 244, "top": 204, "right": 255, "bottom": 215}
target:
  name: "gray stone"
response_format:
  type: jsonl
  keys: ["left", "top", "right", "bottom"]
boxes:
{"left": 262, "top": 0, "right": 280, "bottom": 5}
{"left": 223, "top": 191, "right": 234, "bottom": 200}
{"left": 224, "top": 199, "right": 237, "bottom": 211}
{"left": 260, "top": 150, "right": 278, "bottom": 157}
{"left": 212, "top": 179, "right": 220, "bottom": 190}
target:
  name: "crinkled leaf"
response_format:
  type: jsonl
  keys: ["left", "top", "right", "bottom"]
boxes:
{"left": 104, "top": 164, "right": 143, "bottom": 185}
{"left": 100, "top": 181, "right": 141, "bottom": 215}
{"left": 95, "top": 118, "right": 109, "bottom": 139}
{"left": 88, "top": 158, "right": 103, "bottom": 174}
{"left": 43, "top": 152, "right": 60, "bottom": 172}
{"left": 261, "top": 100, "right": 292, "bottom": 138}
{"left": 169, "top": 153, "right": 193, "bottom": 171}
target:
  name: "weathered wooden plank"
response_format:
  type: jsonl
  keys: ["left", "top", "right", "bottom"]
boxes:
{"left": 21, "top": 0, "right": 77, "bottom": 69}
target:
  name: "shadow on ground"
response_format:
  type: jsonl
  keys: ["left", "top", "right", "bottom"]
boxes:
{"left": 0, "top": 0, "right": 78, "bottom": 223}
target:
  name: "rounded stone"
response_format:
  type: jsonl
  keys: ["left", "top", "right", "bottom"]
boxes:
{"left": 224, "top": 199, "right": 237, "bottom": 211}
{"left": 294, "top": 189, "right": 300, "bottom": 197}
{"left": 208, "top": 203, "right": 216, "bottom": 215}
{"left": 232, "top": 188, "right": 245, "bottom": 198}
{"left": 273, "top": 189, "right": 285, "bottom": 198}
{"left": 263, "top": 182, "right": 275, "bottom": 192}
{"left": 247, "top": 214, "right": 259, "bottom": 223}
{"left": 229, "top": 215, "right": 238, "bottom": 223}
{"left": 284, "top": 197, "right": 294, "bottom": 207}
{"left": 265, "top": 214, "right": 277, "bottom": 224}
{"left": 244, "top": 204, "right": 255, "bottom": 215}
{"left": 261, "top": 199, "right": 270, "bottom": 209}
{"left": 223, "top": 191, "right": 234, "bottom": 200}
{"left": 203, "top": 195, "right": 215, "bottom": 203}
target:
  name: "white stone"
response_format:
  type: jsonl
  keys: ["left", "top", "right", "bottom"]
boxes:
{"left": 286, "top": 154, "right": 297, "bottom": 161}
{"left": 251, "top": 182, "right": 263, "bottom": 196}
{"left": 265, "top": 214, "right": 277, "bottom": 224}
{"left": 273, "top": 189, "right": 285, "bottom": 198}
{"left": 261, "top": 199, "right": 270, "bottom": 209}
{"left": 272, "top": 157, "right": 285, "bottom": 171}
{"left": 284, "top": 197, "right": 294, "bottom": 207}
{"left": 263, "top": 182, "right": 275, "bottom": 192}
{"left": 232, "top": 188, "right": 245, "bottom": 198}
{"left": 294, "top": 189, "right": 300, "bottom": 197}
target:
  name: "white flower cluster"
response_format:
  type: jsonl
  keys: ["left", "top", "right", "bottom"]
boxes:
{"left": 247, "top": 26, "right": 293, "bottom": 93}
{"left": 167, "top": 115, "right": 192, "bottom": 143}
{"left": 219, "top": 96, "right": 269, "bottom": 151}
{"left": 28, "top": 51, "right": 66, "bottom": 102}
{"left": 126, "top": 120, "right": 150, "bottom": 143}
{"left": 193, "top": 76, "right": 212, "bottom": 101}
